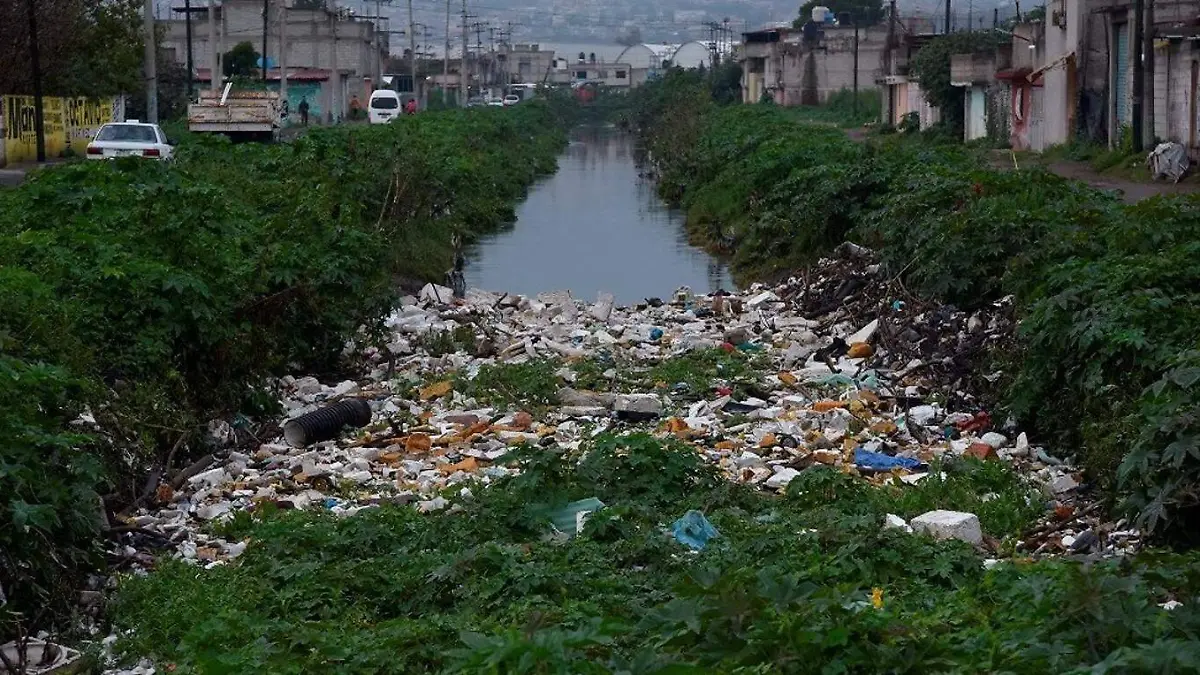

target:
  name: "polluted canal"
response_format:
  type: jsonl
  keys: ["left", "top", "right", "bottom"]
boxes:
{"left": 465, "top": 125, "right": 733, "bottom": 302}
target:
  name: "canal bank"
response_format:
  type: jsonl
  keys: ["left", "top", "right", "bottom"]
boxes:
{"left": 465, "top": 125, "right": 733, "bottom": 303}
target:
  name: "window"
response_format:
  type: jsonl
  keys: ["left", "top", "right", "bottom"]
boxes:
{"left": 576, "top": 70, "right": 588, "bottom": 80}
{"left": 616, "top": 70, "right": 627, "bottom": 80}
{"left": 370, "top": 96, "right": 399, "bottom": 109}
{"left": 96, "top": 125, "right": 157, "bottom": 142}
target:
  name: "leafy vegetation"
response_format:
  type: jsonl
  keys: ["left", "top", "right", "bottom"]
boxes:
{"left": 113, "top": 434, "right": 1200, "bottom": 673}
{"left": 907, "top": 31, "right": 1007, "bottom": 135}
{"left": 0, "top": 102, "right": 570, "bottom": 639}
{"left": 627, "top": 75, "right": 1200, "bottom": 541}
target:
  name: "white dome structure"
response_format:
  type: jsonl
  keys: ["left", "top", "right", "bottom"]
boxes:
{"left": 670, "top": 41, "right": 712, "bottom": 69}
{"left": 616, "top": 44, "right": 673, "bottom": 70}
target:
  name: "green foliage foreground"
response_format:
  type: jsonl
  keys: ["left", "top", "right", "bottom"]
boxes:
{"left": 114, "top": 435, "right": 1200, "bottom": 673}
{"left": 0, "top": 103, "right": 570, "bottom": 638}
{"left": 621, "top": 74, "right": 1200, "bottom": 542}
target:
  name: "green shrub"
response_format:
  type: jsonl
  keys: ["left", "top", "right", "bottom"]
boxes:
{"left": 0, "top": 102, "right": 570, "bottom": 639}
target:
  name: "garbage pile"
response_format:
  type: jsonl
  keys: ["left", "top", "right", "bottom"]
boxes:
{"left": 105, "top": 246, "right": 1132, "bottom": 580}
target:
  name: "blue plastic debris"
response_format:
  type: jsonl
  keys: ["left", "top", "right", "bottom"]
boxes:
{"left": 324, "top": 498, "right": 339, "bottom": 509}
{"left": 549, "top": 497, "right": 606, "bottom": 537}
{"left": 649, "top": 327, "right": 664, "bottom": 341}
{"left": 671, "top": 510, "right": 720, "bottom": 551}
{"left": 854, "top": 448, "right": 923, "bottom": 472}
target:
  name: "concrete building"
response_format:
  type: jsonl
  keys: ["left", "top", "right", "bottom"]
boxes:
{"left": 740, "top": 24, "right": 887, "bottom": 106}
{"left": 945, "top": 0, "right": 1199, "bottom": 154}
{"left": 496, "top": 44, "right": 557, "bottom": 84}
{"left": 160, "top": 0, "right": 387, "bottom": 121}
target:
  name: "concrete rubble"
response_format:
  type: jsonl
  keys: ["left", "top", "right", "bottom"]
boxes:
{"left": 103, "top": 248, "right": 1137, "bottom": 610}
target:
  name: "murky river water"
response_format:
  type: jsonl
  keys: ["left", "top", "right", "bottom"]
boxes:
{"left": 465, "top": 126, "right": 733, "bottom": 304}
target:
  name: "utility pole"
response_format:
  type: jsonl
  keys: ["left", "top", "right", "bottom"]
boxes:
{"left": 1132, "top": 0, "right": 1144, "bottom": 151}
{"left": 144, "top": 0, "right": 158, "bottom": 122}
{"left": 944, "top": 0, "right": 951, "bottom": 33}
{"left": 461, "top": 1, "right": 469, "bottom": 104}
{"left": 852, "top": 16, "right": 859, "bottom": 117}
{"left": 330, "top": 8, "right": 340, "bottom": 123}
{"left": 262, "top": 0, "right": 269, "bottom": 80}
{"left": 24, "top": 0, "right": 45, "bottom": 162}
{"left": 886, "top": 0, "right": 896, "bottom": 124}
{"left": 408, "top": 0, "right": 417, "bottom": 103}
{"left": 278, "top": 0, "right": 288, "bottom": 112}
{"left": 993, "top": 7, "right": 998, "bottom": 28}
{"left": 185, "top": 0, "right": 195, "bottom": 97}
{"left": 208, "top": 0, "right": 218, "bottom": 91}
{"left": 444, "top": 0, "right": 451, "bottom": 104}
{"left": 1144, "top": 0, "right": 1155, "bottom": 148}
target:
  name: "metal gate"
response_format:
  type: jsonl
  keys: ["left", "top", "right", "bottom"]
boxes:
{"left": 1114, "top": 23, "right": 1129, "bottom": 127}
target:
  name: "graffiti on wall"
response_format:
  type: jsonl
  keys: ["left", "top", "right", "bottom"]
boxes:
{"left": 2, "top": 96, "right": 125, "bottom": 164}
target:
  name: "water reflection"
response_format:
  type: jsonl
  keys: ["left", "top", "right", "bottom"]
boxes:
{"left": 465, "top": 125, "right": 734, "bottom": 304}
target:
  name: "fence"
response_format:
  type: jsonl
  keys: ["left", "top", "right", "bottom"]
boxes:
{"left": 1, "top": 96, "right": 125, "bottom": 166}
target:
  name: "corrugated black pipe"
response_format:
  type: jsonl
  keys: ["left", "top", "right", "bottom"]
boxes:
{"left": 283, "top": 399, "right": 373, "bottom": 448}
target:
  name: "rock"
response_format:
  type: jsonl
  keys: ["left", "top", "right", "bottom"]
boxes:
{"left": 964, "top": 442, "right": 997, "bottom": 461}
{"left": 419, "top": 283, "right": 454, "bottom": 304}
{"left": 1070, "top": 528, "right": 1098, "bottom": 552}
{"left": 847, "top": 342, "right": 873, "bottom": 358}
{"left": 614, "top": 394, "right": 663, "bottom": 421}
{"left": 884, "top": 513, "right": 913, "bottom": 533}
{"left": 189, "top": 467, "right": 228, "bottom": 489}
{"left": 1012, "top": 432, "right": 1030, "bottom": 457}
{"left": 1048, "top": 474, "right": 1079, "bottom": 494}
{"left": 405, "top": 433, "right": 433, "bottom": 453}
{"left": 444, "top": 413, "right": 481, "bottom": 426}
{"left": 559, "top": 405, "right": 609, "bottom": 418}
{"left": 910, "top": 510, "right": 983, "bottom": 545}
{"left": 847, "top": 319, "right": 879, "bottom": 344}
{"left": 196, "top": 502, "right": 232, "bottom": 521}
{"left": 723, "top": 325, "right": 753, "bottom": 345}
{"left": 747, "top": 290, "right": 779, "bottom": 308}
{"left": 558, "top": 387, "right": 614, "bottom": 407}
{"left": 764, "top": 467, "right": 800, "bottom": 489}
{"left": 512, "top": 411, "right": 534, "bottom": 430}
{"left": 590, "top": 292, "right": 615, "bottom": 321}
{"left": 980, "top": 432, "right": 1008, "bottom": 449}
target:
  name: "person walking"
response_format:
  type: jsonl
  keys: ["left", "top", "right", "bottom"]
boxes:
{"left": 405, "top": 98, "right": 418, "bottom": 115}
{"left": 298, "top": 97, "right": 310, "bottom": 126}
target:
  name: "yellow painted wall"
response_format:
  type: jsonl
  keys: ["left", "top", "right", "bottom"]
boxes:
{"left": 2, "top": 96, "right": 124, "bottom": 165}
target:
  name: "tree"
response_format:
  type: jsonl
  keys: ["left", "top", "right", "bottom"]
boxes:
{"left": 615, "top": 26, "right": 643, "bottom": 46}
{"left": 794, "top": 0, "right": 886, "bottom": 27}
{"left": 223, "top": 42, "right": 260, "bottom": 78}
{"left": 908, "top": 31, "right": 1004, "bottom": 134}
{"left": 0, "top": 0, "right": 143, "bottom": 96}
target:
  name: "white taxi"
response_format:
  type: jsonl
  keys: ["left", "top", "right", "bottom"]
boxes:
{"left": 86, "top": 121, "right": 174, "bottom": 160}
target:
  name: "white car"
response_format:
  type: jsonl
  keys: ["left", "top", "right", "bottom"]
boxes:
{"left": 502, "top": 94, "right": 521, "bottom": 106}
{"left": 368, "top": 89, "right": 402, "bottom": 124}
{"left": 486, "top": 98, "right": 504, "bottom": 107}
{"left": 86, "top": 121, "right": 173, "bottom": 160}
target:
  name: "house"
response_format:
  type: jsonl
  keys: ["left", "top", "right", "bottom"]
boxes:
{"left": 160, "top": 0, "right": 387, "bottom": 122}
{"left": 740, "top": 24, "right": 888, "bottom": 106}
{"left": 881, "top": 27, "right": 943, "bottom": 129}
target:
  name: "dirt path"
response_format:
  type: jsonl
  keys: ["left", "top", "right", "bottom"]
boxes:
{"left": 989, "top": 150, "right": 1200, "bottom": 203}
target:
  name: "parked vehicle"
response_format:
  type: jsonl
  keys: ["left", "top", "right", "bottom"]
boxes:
{"left": 188, "top": 85, "right": 281, "bottom": 141}
{"left": 86, "top": 121, "right": 174, "bottom": 160}
{"left": 368, "top": 89, "right": 402, "bottom": 124}
{"left": 486, "top": 98, "right": 504, "bottom": 107}
{"left": 502, "top": 94, "right": 521, "bottom": 106}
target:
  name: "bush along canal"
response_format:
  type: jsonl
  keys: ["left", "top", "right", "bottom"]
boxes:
{"left": 5, "top": 82, "right": 1200, "bottom": 673}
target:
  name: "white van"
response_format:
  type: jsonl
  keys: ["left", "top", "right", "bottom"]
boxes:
{"left": 367, "top": 89, "right": 401, "bottom": 124}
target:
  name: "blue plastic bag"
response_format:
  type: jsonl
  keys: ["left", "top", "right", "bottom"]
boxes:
{"left": 672, "top": 510, "right": 720, "bottom": 551}
{"left": 854, "top": 447, "right": 923, "bottom": 472}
